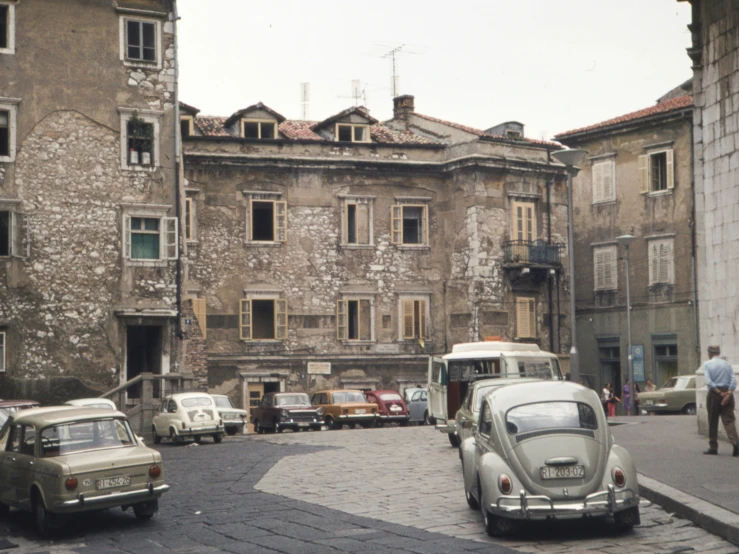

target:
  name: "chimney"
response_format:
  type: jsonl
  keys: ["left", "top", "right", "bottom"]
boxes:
{"left": 393, "top": 95, "right": 415, "bottom": 120}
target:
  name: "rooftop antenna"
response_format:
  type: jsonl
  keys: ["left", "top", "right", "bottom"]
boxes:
{"left": 300, "top": 82, "right": 310, "bottom": 120}
{"left": 382, "top": 44, "right": 405, "bottom": 97}
{"left": 337, "top": 79, "right": 367, "bottom": 107}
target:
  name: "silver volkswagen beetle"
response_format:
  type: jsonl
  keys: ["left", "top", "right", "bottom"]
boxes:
{"left": 461, "top": 381, "right": 639, "bottom": 536}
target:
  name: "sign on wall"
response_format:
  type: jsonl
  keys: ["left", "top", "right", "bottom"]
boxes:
{"left": 631, "top": 345, "right": 645, "bottom": 382}
{"left": 307, "top": 362, "right": 331, "bottom": 375}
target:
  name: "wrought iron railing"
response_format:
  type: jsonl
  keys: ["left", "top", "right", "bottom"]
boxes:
{"left": 502, "top": 240, "right": 563, "bottom": 266}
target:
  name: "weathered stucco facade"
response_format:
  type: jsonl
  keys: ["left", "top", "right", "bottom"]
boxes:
{"left": 0, "top": 0, "right": 184, "bottom": 401}
{"left": 556, "top": 87, "right": 699, "bottom": 395}
{"left": 182, "top": 96, "right": 572, "bottom": 409}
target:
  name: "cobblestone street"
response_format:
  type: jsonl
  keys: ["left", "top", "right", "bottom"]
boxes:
{"left": 0, "top": 426, "right": 736, "bottom": 553}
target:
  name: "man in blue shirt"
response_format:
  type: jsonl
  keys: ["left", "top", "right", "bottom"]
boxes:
{"left": 703, "top": 345, "right": 739, "bottom": 456}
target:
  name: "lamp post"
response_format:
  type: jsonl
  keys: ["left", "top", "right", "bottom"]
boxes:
{"left": 552, "top": 148, "right": 586, "bottom": 384}
{"left": 617, "top": 234, "right": 635, "bottom": 416}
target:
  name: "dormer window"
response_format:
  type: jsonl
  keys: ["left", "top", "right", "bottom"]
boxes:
{"left": 180, "top": 116, "right": 193, "bottom": 138}
{"left": 506, "top": 129, "right": 522, "bottom": 139}
{"left": 242, "top": 120, "right": 276, "bottom": 139}
{"left": 336, "top": 124, "right": 369, "bottom": 143}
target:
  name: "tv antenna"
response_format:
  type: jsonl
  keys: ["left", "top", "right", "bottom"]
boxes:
{"left": 300, "top": 82, "right": 310, "bottom": 119}
{"left": 382, "top": 44, "right": 405, "bottom": 97}
{"left": 337, "top": 79, "right": 367, "bottom": 107}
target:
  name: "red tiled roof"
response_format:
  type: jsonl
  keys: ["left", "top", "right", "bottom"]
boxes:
{"left": 555, "top": 95, "right": 693, "bottom": 139}
{"left": 279, "top": 121, "right": 323, "bottom": 141}
{"left": 370, "top": 125, "right": 439, "bottom": 145}
{"left": 194, "top": 117, "right": 230, "bottom": 137}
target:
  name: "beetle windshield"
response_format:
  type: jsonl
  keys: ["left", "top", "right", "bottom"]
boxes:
{"left": 181, "top": 397, "right": 213, "bottom": 408}
{"left": 40, "top": 418, "right": 137, "bottom": 457}
{"left": 275, "top": 394, "right": 311, "bottom": 406}
{"left": 505, "top": 402, "right": 598, "bottom": 434}
{"left": 213, "top": 396, "right": 234, "bottom": 408}
{"left": 332, "top": 392, "right": 366, "bottom": 403}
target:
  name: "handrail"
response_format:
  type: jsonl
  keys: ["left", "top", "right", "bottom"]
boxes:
{"left": 99, "top": 375, "right": 144, "bottom": 399}
{"left": 99, "top": 373, "right": 194, "bottom": 399}
{"left": 502, "top": 239, "right": 563, "bottom": 265}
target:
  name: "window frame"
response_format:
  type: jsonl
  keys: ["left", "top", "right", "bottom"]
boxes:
{"left": 180, "top": 116, "right": 194, "bottom": 138}
{"left": 121, "top": 206, "right": 178, "bottom": 266}
{"left": 593, "top": 245, "right": 618, "bottom": 291}
{"left": 639, "top": 149, "right": 674, "bottom": 194}
{"left": 510, "top": 200, "right": 537, "bottom": 243}
{"left": 118, "top": 108, "right": 162, "bottom": 171}
{"left": 336, "top": 296, "right": 375, "bottom": 342}
{"left": 335, "top": 123, "right": 370, "bottom": 143}
{"left": 515, "top": 296, "right": 536, "bottom": 339}
{"left": 241, "top": 119, "right": 278, "bottom": 140}
{"left": 648, "top": 237, "right": 675, "bottom": 285}
{"left": 390, "top": 203, "right": 429, "bottom": 247}
{"left": 0, "top": 203, "right": 26, "bottom": 258}
{"left": 397, "top": 296, "right": 429, "bottom": 341}
{"left": 119, "top": 16, "right": 162, "bottom": 69}
{"left": 184, "top": 197, "right": 194, "bottom": 242}
{"left": 245, "top": 195, "right": 287, "bottom": 244}
{"left": 0, "top": 2, "right": 15, "bottom": 55}
{"left": 340, "top": 195, "right": 374, "bottom": 247}
{"left": 239, "top": 297, "right": 288, "bottom": 342}
{"left": 0, "top": 99, "right": 19, "bottom": 162}
{"left": 0, "top": 331, "right": 5, "bottom": 372}
{"left": 591, "top": 159, "right": 616, "bottom": 204}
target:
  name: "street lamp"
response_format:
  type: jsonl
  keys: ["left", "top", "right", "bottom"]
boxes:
{"left": 552, "top": 148, "right": 586, "bottom": 384}
{"left": 617, "top": 234, "right": 636, "bottom": 416}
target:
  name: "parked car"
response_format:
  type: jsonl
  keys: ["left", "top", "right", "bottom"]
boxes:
{"left": 151, "top": 393, "right": 224, "bottom": 445}
{"left": 0, "top": 406, "right": 169, "bottom": 535}
{"left": 65, "top": 398, "right": 117, "bottom": 410}
{"left": 210, "top": 394, "right": 248, "bottom": 435}
{"left": 445, "top": 378, "right": 539, "bottom": 448}
{"left": 407, "top": 388, "right": 429, "bottom": 424}
{"left": 461, "top": 381, "right": 640, "bottom": 537}
{"left": 364, "top": 390, "right": 409, "bottom": 427}
{"left": 638, "top": 376, "right": 697, "bottom": 415}
{"left": 0, "top": 400, "right": 41, "bottom": 428}
{"left": 310, "top": 390, "right": 378, "bottom": 430}
{"left": 252, "top": 392, "right": 325, "bottom": 433}
{"left": 403, "top": 387, "right": 423, "bottom": 404}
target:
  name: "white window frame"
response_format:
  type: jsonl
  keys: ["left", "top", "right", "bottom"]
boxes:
{"left": 121, "top": 204, "right": 177, "bottom": 267}
{"left": 648, "top": 237, "right": 675, "bottom": 285}
{"left": 593, "top": 245, "right": 618, "bottom": 291}
{"left": 335, "top": 123, "right": 370, "bottom": 143}
{"left": 515, "top": 297, "right": 536, "bottom": 339}
{"left": 243, "top": 192, "right": 287, "bottom": 245}
{"left": 241, "top": 119, "right": 278, "bottom": 139}
{"left": 639, "top": 149, "right": 674, "bottom": 194}
{"left": 0, "top": 2, "right": 15, "bottom": 55}
{"left": 180, "top": 116, "right": 194, "bottom": 138}
{"left": 239, "top": 296, "right": 288, "bottom": 342}
{"left": 0, "top": 98, "right": 19, "bottom": 163}
{"left": 184, "top": 195, "right": 196, "bottom": 242}
{"left": 0, "top": 201, "right": 26, "bottom": 258}
{"left": 340, "top": 195, "right": 374, "bottom": 248}
{"left": 391, "top": 201, "right": 430, "bottom": 248}
{"left": 592, "top": 159, "right": 616, "bottom": 204}
{"left": 118, "top": 108, "right": 162, "bottom": 171}
{"left": 119, "top": 16, "right": 162, "bottom": 69}
{"left": 397, "top": 295, "right": 429, "bottom": 341}
{"left": 337, "top": 295, "right": 376, "bottom": 343}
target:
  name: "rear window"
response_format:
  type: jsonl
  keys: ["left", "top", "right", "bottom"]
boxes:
{"left": 332, "top": 392, "right": 366, "bottom": 403}
{"left": 662, "top": 377, "right": 693, "bottom": 390}
{"left": 40, "top": 418, "right": 136, "bottom": 457}
{"left": 213, "top": 396, "right": 233, "bottom": 408}
{"left": 379, "top": 393, "right": 402, "bottom": 402}
{"left": 505, "top": 402, "right": 598, "bottom": 435}
{"left": 181, "top": 397, "right": 213, "bottom": 408}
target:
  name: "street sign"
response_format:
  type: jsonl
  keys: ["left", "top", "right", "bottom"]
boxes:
{"left": 307, "top": 362, "right": 331, "bottom": 375}
{"left": 631, "top": 345, "right": 645, "bottom": 381}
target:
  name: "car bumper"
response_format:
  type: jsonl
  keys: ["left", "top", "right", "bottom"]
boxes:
{"left": 277, "top": 420, "right": 324, "bottom": 430}
{"left": 53, "top": 483, "right": 170, "bottom": 512}
{"left": 336, "top": 414, "right": 376, "bottom": 422}
{"left": 177, "top": 425, "right": 223, "bottom": 437}
{"left": 436, "top": 421, "right": 456, "bottom": 434}
{"left": 378, "top": 414, "right": 409, "bottom": 422}
{"left": 489, "top": 485, "right": 638, "bottom": 520}
{"left": 641, "top": 404, "right": 678, "bottom": 413}
{"left": 223, "top": 421, "right": 246, "bottom": 430}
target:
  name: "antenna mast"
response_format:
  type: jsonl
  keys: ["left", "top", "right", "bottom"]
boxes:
{"left": 300, "top": 82, "right": 310, "bottom": 119}
{"left": 382, "top": 44, "right": 405, "bottom": 97}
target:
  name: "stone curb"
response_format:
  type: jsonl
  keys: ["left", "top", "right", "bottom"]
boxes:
{"left": 638, "top": 473, "right": 739, "bottom": 547}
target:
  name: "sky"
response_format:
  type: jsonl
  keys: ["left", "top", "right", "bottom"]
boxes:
{"left": 177, "top": 1, "right": 693, "bottom": 141}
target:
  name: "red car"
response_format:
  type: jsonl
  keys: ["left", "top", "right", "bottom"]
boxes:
{"left": 364, "top": 390, "right": 409, "bottom": 427}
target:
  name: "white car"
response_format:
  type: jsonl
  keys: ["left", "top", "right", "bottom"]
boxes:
{"left": 151, "top": 393, "right": 224, "bottom": 445}
{"left": 210, "top": 394, "right": 248, "bottom": 435}
{"left": 65, "top": 398, "right": 117, "bottom": 410}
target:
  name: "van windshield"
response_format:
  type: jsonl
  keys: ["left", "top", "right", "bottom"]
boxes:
{"left": 518, "top": 359, "right": 561, "bottom": 380}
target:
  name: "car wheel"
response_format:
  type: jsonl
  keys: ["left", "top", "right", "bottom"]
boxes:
{"left": 325, "top": 416, "right": 338, "bottom": 430}
{"left": 448, "top": 433, "right": 460, "bottom": 448}
{"left": 226, "top": 428, "right": 238, "bottom": 436}
{"left": 399, "top": 419, "right": 409, "bottom": 427}
{"left": 152, "top": 426, "right": 161, "bottom": 445}
{"left": 424, "top": 411, "right": 436, "bottom": 426}
{"left": 194, "top": 435, "right": 202, "bottom": 444}
{"left": 682, "top": 403, "right": 697, "bottom": 416}
{"left": 276, "top": 424, "right": 284, "bottom": 433}
{"left": 254, "top": 420, "right": 263, "bottom": 434}
{"left": 213, "top": 433, "right": 223, "bottom": 443}
{"left": 169, "top": 428, "right": 182, "bottom": 446}
{"left": 33, "top": 494, "right": 55, "bottom": 537}
{"left": 614, "top": 506, "right": 640, "bottom": 531}
{"left": 133, "top": 499, "right": 158, "bottom": 521}
{"left": 482, "top": 508, "right": 519, "bottom": 537}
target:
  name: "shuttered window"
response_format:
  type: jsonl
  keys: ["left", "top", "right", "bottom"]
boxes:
{"left": 336, "top": 299, "right": 373, "bottom": 341}
{"left": 401, "top": 299, "right": 427, "bottom": 340}
{"left": 192, "top": 298, "right": 207, "bottom": 339}
{"left": 515, "top": 297, "right": 536, "bottom": 339}
{"left": 639, "top": 150, "right": 675, "bottom": 193}
{"left": 648, "top": 239, "right": 674, "bottom": 285}
{"left": 593, "top": 245, "right": 618, "bottom": 291}
{"left": 239, "top": 298, "right": 288, "bottom": 341}
{"left": 592, "top": 160, "right": 615, "bottom": 203}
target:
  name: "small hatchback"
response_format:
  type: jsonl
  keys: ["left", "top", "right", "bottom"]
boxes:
{"left": 310, "top": 390, "right": 378, "bottom": 430}
{"left": 364, "top": 390, "right": 409, "bottom": 427}
{"left": 151, "top": 393, "right": 224, "bottom": 445}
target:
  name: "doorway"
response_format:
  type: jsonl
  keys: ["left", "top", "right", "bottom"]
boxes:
{"left": 126, "top": 325, "right": 162, "bottom": 399}
{"left": 246, "top": 381, "right": 281, "bottom": 432}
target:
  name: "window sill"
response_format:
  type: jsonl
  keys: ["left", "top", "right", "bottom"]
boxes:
{"left": 244, "top": 241, "right": 283, "bottom": 247}
{"left": 186, "top": 239, "right": 199, "bottom": 245}
{"left": 0, "top": 156, "right": 15, "bottom": 163}
{"left": 341, "top": 244, "right": 374, "bottom": 250}
{"left": 341, "top": 340, "right": 376, "bottom": 346}
{"left": 242, "top": 340, "right": 284, "bottom": 344}
{"left": 646, "top": 189, "right": 673, "bottom": 198}
{"left": 396, "top": 245, "right": 431, "bottom": 251}
{"left": 592, "top": 200, "right": 616, "bottom": 206}
{"left": 124, "top": 259, "right": 169, "bottom": 268}
{"left": 122, "top": 164, "right": 157, "bottom": 172}
{"left": 123, "top": 59, "right": 161, "bottom": 70}
{"left": 0, "top": 49, "right": 14, "bottom": 56}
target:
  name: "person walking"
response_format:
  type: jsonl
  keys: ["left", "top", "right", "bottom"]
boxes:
{"left": 623, "top": 379, "right": 632, "bottom": 416}
{"left": 606, "top": 384, "right": 620, "bottom": 418}
{"left": 703, "top": 345, "right": 739, "bottom": 456}
{"left": 645, "top": 379, "right": 656, "bottom": 392}
{"left": 601, "top": 383, "right": 611, "bottom": 415}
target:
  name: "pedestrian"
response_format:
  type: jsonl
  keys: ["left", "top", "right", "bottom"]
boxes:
{"left": 634, "top": 381, "right": 641, "bottom": 414}
{"left": 645, "top": 379, "right": 656, "bottom": 392}
{"left": 623, "top": 379, "right": 632, "bottom": 415}
{"left": 607, "top": 383, "right": 620, "bottom": 418}
{"left": 702, "top": 345, "right": 739, "bottom": 456}
{"left": 601, "top": 383, "right": 610, "bottom": 415}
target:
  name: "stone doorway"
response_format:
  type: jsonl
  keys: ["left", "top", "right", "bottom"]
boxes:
{"left": 126, "top": 325, "right": 163, "bottom": 399}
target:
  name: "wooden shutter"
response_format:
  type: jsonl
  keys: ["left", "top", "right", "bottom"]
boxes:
{"left": 10, "top": 211, "right": 26, "bottom": 259}
{"left": 274, "top": 201, "right": 287, "bottom": 242}
{"left": 239, "top": 299, "right": 251, "bottom": 340}
{"left": 356, "top": 203, "right": 370, "bottom": 244}
{"left": 419, "top": 299, "right": 427, "bottom": 339}
{"left": 336, "top": 300, "right": 347, "bottom": 340}
{"left": 422, "top": 204, "right": 429, "bottom": 245}
{"left": 192, "top": 298, "right": 207, "bottom": 339}
{"left": 592, "top": 163, "right": 603, "bottom": 203}
{"left": 602, "top": 161, "right": 614, "bottom": 201}
{"left": 516, "top": 298, "right": 535, "bottom": 338}
{"left": 638, "top": 155, "right": 649, "bottom": 194}
{"left": 649, "top": 241, "right": 659, "bottom": 285}
{"left": 402, "top": 299, "right": 414, "bottom": 339}
{"left": 666, "top": 150, "right": 675, "bottom": 190}
{"left": 659, "top": 240, "right": 674, "bottom": 284}
{"left": 594, "top": 249, "right": 605, "bottom": 290}
{"left": 185, "top": 198, "right": 193, "bottom": 241}
{"left": 275, "top": 299, "right": 288, "bottom": 339}
{"left": 164, "top": 217, "right": 178, "bottom": 259}
{"left": 123, "top": 214, "right": 131, "bottom": 259}
{"left": 391, "top": 205, "right": 402, "bottom": 244}
{"left": 342, "top": 202, "right": 349, "bottom": 244}
{"left": 603, "top": 247, "right": 616, "bottom": 290}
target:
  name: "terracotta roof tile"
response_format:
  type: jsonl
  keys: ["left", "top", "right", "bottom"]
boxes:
{"left": 555, "top": 95, "right": 693, "bottom": 139}
{"left": 413, "top": 113, "right": 560, "bottom": 147}
{"left": 279, "top": 121, "right": 323, "bottom": 141}
{"left": 370, "top": 125, "right": 439, "bottom": 145}
{"left": 194, "top": 117, "right": 230, "bottom": 137}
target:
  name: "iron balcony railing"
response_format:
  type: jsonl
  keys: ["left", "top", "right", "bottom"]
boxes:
{"left": 502, "top": 240, "right": 564, "bottom": 266}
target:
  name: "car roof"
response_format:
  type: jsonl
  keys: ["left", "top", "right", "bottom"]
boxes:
{"left": 368, "top": 390, "right": 401, "bottom": 395}
{"left": 485, "top": 381, "right": 597, "bottom": 413}
{"left": 10, "top": 406, "right": 128, "bottom": 427}
{"left": 472, "top": 377, "right": 541, "bottom": 391}
{"left": 0, "top": 400, "right": 40, "bottom": 408}
{"left": 65, "top": 398, "right": 116, "bottom": 407}
{"left": 314, "top": 389, "right": 363, "bottom": 394}
{"left": 165, "top": 392, "right": 213, "bottom": 400}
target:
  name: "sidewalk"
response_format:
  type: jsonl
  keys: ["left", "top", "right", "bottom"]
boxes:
{"left": 610, "top": 414, "right": 739, "bottom": 546}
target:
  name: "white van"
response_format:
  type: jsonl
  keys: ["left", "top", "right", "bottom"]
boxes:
{"left": 428, "top": 340, "right": 562, "bottom": 425}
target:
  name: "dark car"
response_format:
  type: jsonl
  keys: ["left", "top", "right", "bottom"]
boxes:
{"left": 0, "top": 399, "right": 41, "bottom": 427}
{"left": 364, "top": 390, "right": 409, "bottom": 427}
{"left": 252, "top": 392, "right": 325, "bottom": 433}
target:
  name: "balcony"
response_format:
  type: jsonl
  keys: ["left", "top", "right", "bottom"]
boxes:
{"left": 502, "top": 240, "right": 564, "bottom": 268}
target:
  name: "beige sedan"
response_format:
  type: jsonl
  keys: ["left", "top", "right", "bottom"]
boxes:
{"left": 0, "top": 407, "right": 169, "bottom": 535}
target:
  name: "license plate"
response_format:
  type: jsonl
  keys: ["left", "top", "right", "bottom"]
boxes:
{"left": 642, "top": 400, "right": 654, "bottom": 406}
{"left": 96, "top": 475, "right": 131, "bottom": 490}
{"left": 390, "top": 406, "right": 402, "bottom": 412}
{"left": 297, "top": 422, "right": 309, "bottom": 427}
{"left": 540, "top": 465, "right": 584, "bottom": 479}
{"left": 355, "top": 409, "right": 366, "bottom": 414}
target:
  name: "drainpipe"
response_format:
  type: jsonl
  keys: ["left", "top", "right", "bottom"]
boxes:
{"left": 442, "top": 280, "right": 448, "bottom": 353}
{"left": 173, "top": 0, "right": 184, "bottom": 340}
{"left": 546, "top": 148, "right": 554, "bottom": 353}
{"left": 686, "top": 111, "right": 700, "bottom": 358}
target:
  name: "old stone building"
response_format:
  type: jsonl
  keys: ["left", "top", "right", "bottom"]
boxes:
{"left": 555, "top": 84, "right": 698, "bottom": 395}
{"left": 181, "top": 95, "right": 572, "bottom": 409}
{"left": 0, "top": 0, "right": 184, "bottom": 401}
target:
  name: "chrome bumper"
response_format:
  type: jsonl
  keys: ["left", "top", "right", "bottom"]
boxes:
{"left": 436, "top": 422, "right": 456, "bottom": 434}
{"left": 179, "top": 425, "right": 223, "bottom": 436}
{"left": 491, "top": 484, "right": 638, "bottom": 519}
{"left": 336, "top": 414, "right": 376, "bottom": 420}
{"left": 378, "top": 414, "right": 409, "bottom": 421}
{"left": 54, "top": 483, "right": 170, "bottom": 509}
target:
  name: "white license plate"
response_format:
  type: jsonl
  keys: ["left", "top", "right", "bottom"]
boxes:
{"left": 297, "top": 422, "right": 309, "bottom": 427}
{"left": 540, "top": 465, "right": 584, "bottom": 479}
{"left": 642, "top": 400, "right": 654, "bottom": 406}
{"left": 355, "top": 409, "right": 366, "bottom": 414}
{"left": 96, "top": 475, "right": 131, "bottom": 490}
{"left": 390, "top": 406, "right": 402, "bottom": 412}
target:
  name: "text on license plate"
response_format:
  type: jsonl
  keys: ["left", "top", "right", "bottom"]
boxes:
{"left": 540, "top": 465, "right": 584, "bottom": 479}
{"left": 96, "top": 476, "right": 131, "bottom": 490}
{"left": 355, "top": 409, "right": 366, "bottom": 414}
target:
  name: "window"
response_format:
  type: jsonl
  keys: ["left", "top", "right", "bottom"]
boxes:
{"left": 511, "top": 200, "right": 536, "bottom": 243}
{"left": 599, "top": 342, "right": 620, "bottom": 393}
{"left": 180, "top": 116, "right": 193, "bottom": 138}
{"left": 0, "top": 109, "right": 8, "bottom": 157}
{"left": 123, "top": 213, "right": 177, "bottom": 262}
{"left": 515, "top": 297, "right": 536, "bottom": 338}
{"left": 241, "top": 120, "right": 277, "bottom": 139}
{"left": 247, "top": 199, "right": 287, "bottom": 242}
{"left": 341, "top": 197, "right": 373, "bottom": 246}
{"left": 478, "top": 402, "right": 492, "bottom": 436}
{"left": 0, "top": 3, "right": 15, "bottom": 54}
{"left": 639, "top": 150, "right": 674, "bottom": 193}
{"left": 400, "top": 298, "right": 427, "bottom": 340}
{"left": 185, "top": 197, "right": 194, "bottom": 241}
{"left": 122, "top": 18, "right": 159, "bottom": 65}
{"left": 336, "top": 124, "right": 369, "bottom": 143}
{"left": 391, "top": 204, "right": 428, "bottom": 245}
{"left": 593, "top": 245, "right": 617, "bottom": 291}
{"left": 0, "top": 209, "right": 25, "bottom": 257}
{"left": 119, "top": 109, "right": 161, "bottom": 170}
{"left": 654, "top": 342, "right": 678, "bottom": 386}
{"left": 239, "top": 298, "right": 288, "bottom": 341}
{"left": 0, "top": 99, "right": 18, "bottom": 162}
{"left": 337, "top": 299, "right": 373, "bottom": 341}
{"left": 592, "top": 159, "right": 615, "bottom": 203}
{"left": 648, "top": 238, "right": 674, "bottom": 285}
{"left": 505, "top": 402, "right": 597, "bottom": 435}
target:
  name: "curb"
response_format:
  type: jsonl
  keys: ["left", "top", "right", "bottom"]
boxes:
{"left": 638, "top": 473, "right": 739, "bottom": 547}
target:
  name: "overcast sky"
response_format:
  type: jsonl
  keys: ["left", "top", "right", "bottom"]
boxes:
{"left": 177, "top": 1, "right": 692, "bottom": 141}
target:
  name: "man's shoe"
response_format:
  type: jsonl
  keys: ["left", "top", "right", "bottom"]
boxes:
{"left": 733, "top": 444, "right": 739, "bottom": 457}
{"left": 704, "top": 449, "right": 718, "bottom": 455}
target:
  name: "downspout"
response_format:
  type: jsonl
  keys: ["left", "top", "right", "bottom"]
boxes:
{"left": 687, "top": 110, "right": 699, "bottom": 358}
{"left": 173, "top": 0, "right": 184, "bottom": 340}
{"left": 546, "top": 148, "right": 554, "bottom": 353}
